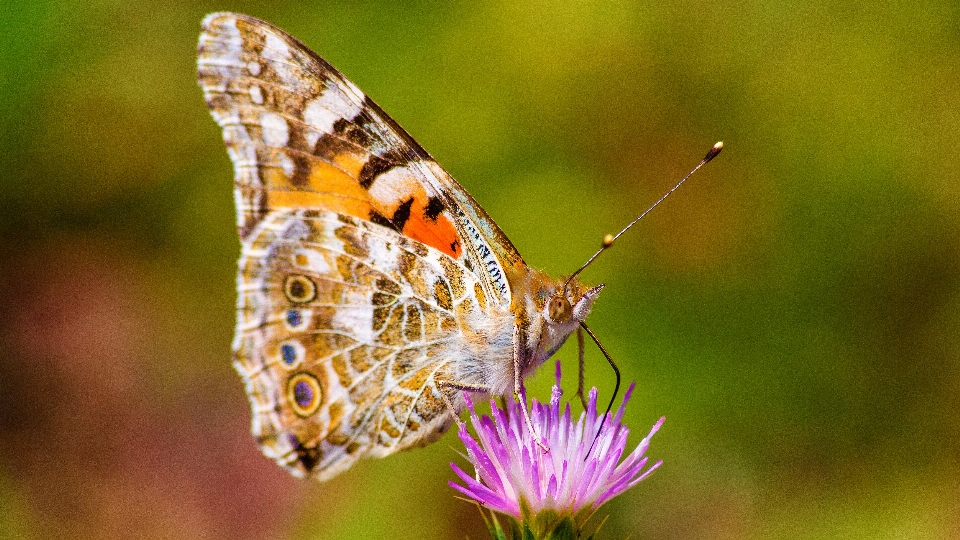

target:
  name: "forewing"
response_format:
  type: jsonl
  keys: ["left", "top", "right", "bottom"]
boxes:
{"left": 197, "top": 12, "right": 520, "bottom": 307}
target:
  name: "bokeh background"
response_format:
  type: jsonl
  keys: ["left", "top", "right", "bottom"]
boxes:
{"left": 1, "top": 1, "right": 958, "bottom": 539}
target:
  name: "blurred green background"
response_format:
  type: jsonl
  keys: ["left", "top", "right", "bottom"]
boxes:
{"left": 1, "top": 1, "right": 958, "bottom": 539}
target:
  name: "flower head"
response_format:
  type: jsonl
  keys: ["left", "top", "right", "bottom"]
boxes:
{"left": 449, "top": 361, "right": 663, "bottom": 533}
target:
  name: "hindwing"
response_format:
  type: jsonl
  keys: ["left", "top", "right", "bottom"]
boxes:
{"left": 235, "top": 210, "right": 508, "bottom": 479}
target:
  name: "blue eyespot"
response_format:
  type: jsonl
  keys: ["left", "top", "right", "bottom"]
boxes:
{"left": 286, "top": 309, "right": 302, "bottom": 327}
{"left": 280, "top": 344, "right": 298, "bottom": 365}
{"left": 288, "top": 373, "right": 322, "bottom": 417}
{"left": 294, "top": 380, "right": 314, "bottom": 409}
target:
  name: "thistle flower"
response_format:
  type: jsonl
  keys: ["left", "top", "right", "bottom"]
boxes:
{"left": 450, "top": 361, "right": 664, "bottom": 538}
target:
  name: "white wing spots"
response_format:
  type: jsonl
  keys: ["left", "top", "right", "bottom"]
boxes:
{"left": 249, "top": 85, "right": 265, "bottom": 104}
{"left": 293, "top": 249, "right": 330, "bottom": 274}
{"left": 260, "top": 111, "right": 289, "bottom": 147}
{"left": 302, "top": 97, "right": 338, "bottom": 133}
{"left": 366, "top": 164, "right": 419, "bottom": 207}
{"left": 220, "top": 118, "right": 258, "bottom": 169}
{"left": 302, "top": 129, "right": 322, "bottom": 151}
{"left": 366, "top": 236, "right": 399, "bottom": 275}
{"left": 342, "top": 77, "right": 366, "bottom": 103}
{"left": 261, "top": 31, "right": 294, "bottom": 82}
{"left": 277, "top": 151, "right": 295, "bottom": 178}
{"left": 302, "top": 84, "right": 365, "bottom": 148}
{"left": 215, "top": 16, "right": 243, "bottom": 58}
{"left": 332, "top": 294, "right": 374, "bottom": 343}
{"left": 262, "top": 31, "right": 291, "bottom": 61}
{"left": 247, "top": 60, "right": 262, "bottom": 76}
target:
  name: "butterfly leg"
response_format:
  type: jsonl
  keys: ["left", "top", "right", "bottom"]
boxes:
{"left": 437, "top": 379, "right": 490, "bottom": 429}
{"left": 514, "top": 325, "right": 550, "bottom": 453}
{"left": 576, "top": 326, "right": 588, "bottom": 411}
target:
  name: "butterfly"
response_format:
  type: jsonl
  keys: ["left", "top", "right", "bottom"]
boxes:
{"left": 198, "top": 12, "right": 609, "bottom": 481}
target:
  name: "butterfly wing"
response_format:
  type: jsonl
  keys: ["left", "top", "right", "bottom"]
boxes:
{"left": 234, "top": 209, "right": 507, "bottom": 479}
{"left": 198, "top": 12, "right": 520, "bottom": 307}
{"left": 197, "top": 13, "right": 518, "bottom": 479}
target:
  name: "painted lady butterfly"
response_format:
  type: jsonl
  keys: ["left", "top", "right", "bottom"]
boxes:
{"left": 198, "top": 12, "right": 719, "bottom": 481}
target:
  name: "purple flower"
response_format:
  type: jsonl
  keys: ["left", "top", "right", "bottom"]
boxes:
{"left": 449, "top": 361, "right": 663, "bottom": 534}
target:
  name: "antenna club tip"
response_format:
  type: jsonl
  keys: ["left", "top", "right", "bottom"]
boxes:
{"left": 704, "top": 141, "right": 724, "bottom": 162}
{"left": 602, "top": 234, "right": 615, "bottom": 248}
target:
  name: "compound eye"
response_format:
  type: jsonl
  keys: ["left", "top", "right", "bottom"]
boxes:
{"left": 548, "top": 295, "right": 572, "bottom": 322}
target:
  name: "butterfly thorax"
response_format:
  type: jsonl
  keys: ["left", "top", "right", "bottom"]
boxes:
{"left": 507, "top": 266, "right": 603, "bottom": 382}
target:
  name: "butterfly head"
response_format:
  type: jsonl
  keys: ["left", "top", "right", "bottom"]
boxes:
{"left": 531, "top": 276, "right": 604, "bottom": 363}
{"left": 546, "top": 280, "right": 604, "bottom": 326}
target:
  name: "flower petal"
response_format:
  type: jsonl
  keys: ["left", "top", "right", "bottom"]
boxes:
{"left": 449, "top": 378, "right": 663, "bottom": 522}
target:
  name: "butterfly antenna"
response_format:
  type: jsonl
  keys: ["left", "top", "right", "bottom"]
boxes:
{"left": 580, "top": 322, "right": 620, "bottom": 458}
{"left": 564, "top": 142, "right": 723, "bottom": 291}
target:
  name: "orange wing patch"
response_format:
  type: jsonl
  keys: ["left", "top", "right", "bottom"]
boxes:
{"left": 198, "top": 13, "right": 464, "bottom": 259}
{"left": 262, "top": 148, "right": 462, "bottom": 258}
{"left": 401, "top": 199, "right": 461, "bottom": 259}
